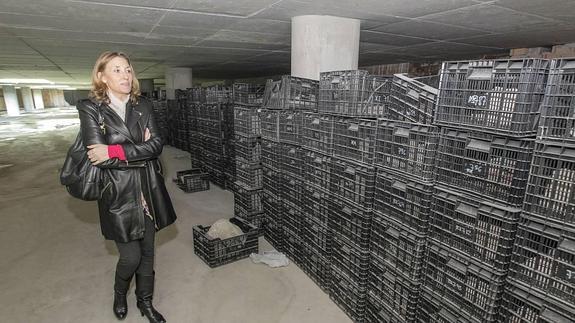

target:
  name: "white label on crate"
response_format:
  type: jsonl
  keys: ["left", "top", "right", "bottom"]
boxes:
{"left": 468, "top": 95, "right": 487, "bottom": 107}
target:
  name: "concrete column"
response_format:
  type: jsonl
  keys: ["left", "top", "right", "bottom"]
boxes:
{"left": 291, "top": 15, "right": 360, "bottom": 80}
{"left": 21, "top": 87, "right": 34, "bottom": 112}
{"left": 165, "top": 67, "right": 192, "bottom": 100}
{"left": 32, "top": 89, "right": 45, "bottom": 110}
{"left": 3, "top": 85, "right": 20, "bottom": 116}
{"left": 139, "top": 79, "right": 154, "bottom": 94}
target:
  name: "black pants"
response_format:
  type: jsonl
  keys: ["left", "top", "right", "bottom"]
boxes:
{"left": 115, "top": 215, "right": 155, "bottom": 280}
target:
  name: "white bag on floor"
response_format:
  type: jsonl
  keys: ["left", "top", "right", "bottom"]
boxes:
{"left": 250, "top": 251, "right": 290, "bottom": 268}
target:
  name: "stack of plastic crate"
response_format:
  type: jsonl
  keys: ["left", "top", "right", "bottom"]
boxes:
{"left": 198, "top": 102, "right": 227, "bottom": 188}
{"left": 498, "top": 58, "right": 575, "bottom": 322}
{"left": 233, "top": 83, "right": 264, "bottom": 231}
{"left": 187, "top": 87, "right": 205, "bottom": 168}
{"left": 260, "top": 75, "right": 318, "bottom": 265}
{"left": 220, "top": 89, "right": 236, "bottom": 187}
{"left": 151, "top": 99, "right": 169, "bottom": 148}
{"left": 416, "top": 58, "right": 550, "bottom": 323}
{"left": 371, "top": 118, "right": 438, "bottom": 322}
{"left": 300, "top": 112, "right": 333, "bottom": 292}
{"left": 317, "top": 70, "right": 392, "bottom": 323}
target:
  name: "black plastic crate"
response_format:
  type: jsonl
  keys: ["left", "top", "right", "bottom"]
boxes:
{"left": 387, "top": 73, "right": 439, "bottom": 124}
{"left": 262, "top": 75, "right": 319, "bottom": 110}
{"left": 206, "top": 168, "right": 227, "bottom": 189}
{"left": 498, "top": 282, "right": 575, "bottom": 323}
{"left": 368, "top": 254, "right": 421, "bottom": 323}
{"left": 260, "top": 109, "right": 280, "bottom": 141}
{"left": 331, "top": 232, "right": 371, "bottom": 286}
{"left": 330, "top": 197, "right": 373, "bottom": 250}
{"left": 234, "top": 106, "right": 261, "bottom": 137}
{"left": 192, "top": 217, "right": 259, "bottom": 268}
{"left": 235, "top": 158, "right": 262, "bottom": 189}
{"left": 330, "top": 157, "right": 376, "bottom": 207}
{"left": 415, "top": 288, "right": 476, "bottom": 323}
{"left": 436, "top": 128, "right": 535, "bottom": 207}
{"left": 279, "top": 142, "right": 303, "bottom": 177}
{"left": 538, "top": 58, "right": 575, "bottom": 146}
{"left": 422, "top": 240, "right": 506, "bottom": 322}
{"left": 507, "top": 215, "right": 575, "bottom": 309}
{"left": 261, "top": 139, "right": 279, "bottom": 168}
{"left": 301, "top": 213, "right": 332, "bottom": 256}
{"left": 201, "top": 134, "right": 225, "bottom": 156}
{"left": 199, "top": 103, "right": 223, "bottom": 120}
{"left": 374, "top": 168, "right": 433, "bottom": 235}
{"left": 302, "top": 149, "right": 332, "bottom": 189}
{"left": 234, "top": 133, "right": 261, "bottom": 163}
{"left": 264, "top": 215, "right": 284, "bottom": 252}
{"left": 233, "top": 181, "right": 263, "bottom": 216}
{"left": 233, "top": 83, "right": 265, "bottom": 106}
{"left": 333, "top": 117, "right": 377, "bottom": 164}
{"left": 262, "top": 191, "right": 282, "bottom": 220}
{"left": 435, "top": 58, "right": 550, "bottom": 137}
{"left": 375, "top": 119, "right": 439, "bottom": 182}
{"left": 201, "top": 150, "right": 225, "bottom": 171}
{"left": 262, "top": 165, "right": 281, "bottom": 198}
{"left": 280, "top": 172, "right": 303, "bottom": 206}
{"left": 366, "top": 297, "right": 404, "bottom": 323}
{"left": 319, "top": 70, "right": 392, "bottom": 117}
{"left": 198, "top": 118, "right": 224, "bottom": 139}
{"left": 330, "top": 264, "right": 368, "bottom": 323}
{"left": 177, "top": 172, "right": 210, "bottom": 193}
{"left": 302, "top": 112, "right": 334, "bottom": 154}
{"left": 523, "top": 142, "right": 575, "bottom": 230}
{"left": 205, "top": 85, "right": 231, "bottom": 104}
{"left": 243, "top": 212, "right": 265, "bottom": 236}
{"left": 302, "top": 182, "right": 331, "bottom": 227}
{"left": 283, "top": 200, "right": 303, "bottom": 236}
{"left": 187, "top": 87, "right": 206, "bottom": 104}
{"left": 283, "top": 226, "right": 304, "bottom": 265}
{"left": 300, "top": 247, "right": 332, "bottom": 293}
{"left": 429, "top": 185, "right": 522, "bottom": 273}
{"left": 370, "top": 213, "right": 427, "bottom": 283}
{"left": 279, "top": 110, "right": 303, "bottom": 144}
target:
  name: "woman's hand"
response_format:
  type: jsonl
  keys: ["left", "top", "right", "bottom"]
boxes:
{"left": 87, "top": 144, "right": 110, "bottom": 165}
{"left": 144, "top": 128, "right": 151, "bottom": 141}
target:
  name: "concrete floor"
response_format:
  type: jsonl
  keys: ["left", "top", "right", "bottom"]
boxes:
{"left": 0, "top": 108, "right": 352, "bottom": 323}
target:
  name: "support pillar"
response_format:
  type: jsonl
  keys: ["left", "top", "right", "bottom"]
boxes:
{"left": 3, "top": 85, "right": 20, "bottom": 116}
{"left": 32, "top": 89, "right": 45, "bottom": 110}
{"left": 21, "top": 87, "right": 34, "bottom": 112}
{"left": 139, "top": 79, "right": 154, "bottom": 96}
{"left": 165, "top": 67, "right": 193, "bottom": 100}
{"left": 291, "top": 15, "right": 360, "bottom": 80}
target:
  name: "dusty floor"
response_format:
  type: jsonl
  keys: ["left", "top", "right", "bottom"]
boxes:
{"left": 0, "top": 108, "right": 351, "bottom": 323}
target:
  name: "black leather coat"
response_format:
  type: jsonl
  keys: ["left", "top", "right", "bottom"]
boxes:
{"left": 77, "top": 97, "right": 176, "bottom": 242}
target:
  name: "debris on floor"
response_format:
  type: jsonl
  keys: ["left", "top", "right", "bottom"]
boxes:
{"left": 250, "top": 251, "right": 290, "bottom": 268}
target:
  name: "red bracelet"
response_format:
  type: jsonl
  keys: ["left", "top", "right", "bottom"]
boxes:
{"left": 107, "top": 144, "right": 127, "bottom": 161}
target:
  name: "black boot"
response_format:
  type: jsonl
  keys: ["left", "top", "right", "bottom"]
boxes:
{"left": 114, "top": 273, "right": 131, "bottom": 320}
{"left": 135, "top": 272, "right": 166, "bottom": 323}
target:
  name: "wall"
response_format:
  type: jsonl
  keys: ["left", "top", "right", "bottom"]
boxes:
{"left": 63, "top": 90, "right": 90, "bottom": 106}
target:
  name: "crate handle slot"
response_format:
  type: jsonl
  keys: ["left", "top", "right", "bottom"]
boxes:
{"left": 391, "top": 181, "right": 407, "bottom": 191}
{"left": 342, "top": 206, "right": 352, "bottom": 215}
{"left": 312, "top": 118, "right": 320, "bottom": 125}
{"left": 386, "top": 227, "right": 400, "bottom": 238}
{"left": 348, "top": 123, "right": 359, "bottom": 131}
{"left": 447, "top": 258, "right": 467, "bottom": 274}
{"left": 407, "top": 89, "right": 420, "bottom": 100}
{"left": 466, "top": 139, "right": 491, "bottom": 152}
{"left": 393, "top": 127, "right": 410, "bottom": 138}
{"left": 344, "top": 167, "right": 356, "bottom": 175}
{"left": 331, "top": 76, "right": 341, "bottom": 84}
{"left": 455, "top": 202, "right": 478, "bottom": 216}
{"left": 558, "top": 238, "right": 575, "bottom": 253}
{"left": 313, "top": 192, "right": 320, "bottom": 199}
{"left": 467, "top": 67, "right": 492, "bottom": 80}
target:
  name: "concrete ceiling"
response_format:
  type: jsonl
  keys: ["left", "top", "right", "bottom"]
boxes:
{"left": 1, "top": 0, "right": 574, "bottom": 87}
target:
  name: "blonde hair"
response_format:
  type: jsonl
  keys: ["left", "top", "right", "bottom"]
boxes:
{"left": 89, "top": 51, "right": 140, "bottom": 104}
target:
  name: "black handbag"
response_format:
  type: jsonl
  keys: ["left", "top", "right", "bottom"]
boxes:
{"left": 60, "top": 107, "right": 104, "bottom": 201}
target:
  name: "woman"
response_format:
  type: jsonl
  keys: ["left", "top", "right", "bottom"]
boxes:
{"left": 77, "top": 51, "right": 176, "bottom": 323}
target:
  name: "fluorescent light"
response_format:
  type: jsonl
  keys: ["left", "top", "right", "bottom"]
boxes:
{"left": 0, "top": 79, "right": 54, "bottom": 84}
{"left": 30, "top": 85, "right": 72, "bottom": 89}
